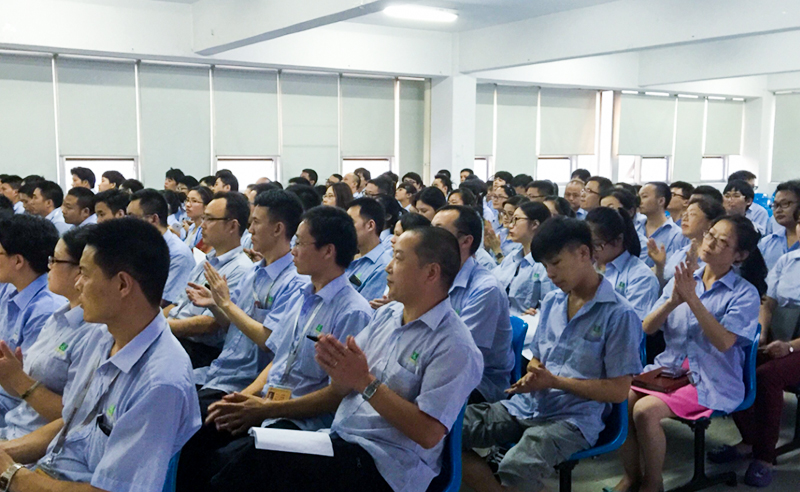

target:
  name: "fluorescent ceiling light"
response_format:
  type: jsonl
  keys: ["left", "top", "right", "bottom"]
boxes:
{"left": 707, "top": 96, "right": 727, "bottom": 100}
{"left": 384, "top": 5, "right": 458, "bottom": 22}
{"left": 645, "top": 91, "right": 670, "bottom": 97}
{"left": 677, "top": 94, "right": 699, "bottom": 99}
{"left": 775, "top": 90, "right": 794, "bottom": 95}
{"left": 732, "top": 97, "right": 745, "bottom": 101}
{"left": 621, "top": 90, "right": 639, "bottom": 95}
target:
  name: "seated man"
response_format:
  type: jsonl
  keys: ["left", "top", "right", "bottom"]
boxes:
{"left": 61, "top": 187, "right": 97, "bottom": 228}
{"left": 345, "top": 198, "right": 393, "bottom": 302}
{"left": 0, "top": 218, "right": 200, "bottom": 491}
{"left": 205, "top": 226, "right": 483, "bottom": 492}
{"left": 432, "top": 205, "right": 513, "bottom": 404}
{"left": 29, "top": 181, "right": 73, "bottom": 236}
{"left": 177, "top": 205, "right": 373, "bottom": 491}
{"left": 163, "top": 192, "right": 252, "bottom": 368}
{"left": 92, "top": 189, "right": 129, "bottom": 223}
{"left": 461, "top": 217, "right": 643, "bottom": 492}
{"left": 639, "top": 182, "right": 687, "bottom": 267}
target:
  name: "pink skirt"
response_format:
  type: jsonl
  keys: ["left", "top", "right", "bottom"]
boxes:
{"left": 632, "top": 360, "right": 713, "bottom": 420}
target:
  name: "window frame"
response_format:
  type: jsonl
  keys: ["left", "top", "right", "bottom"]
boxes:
{"left": 60, "top": 156, "right": 139, "bottom": 191}
{"left": 215, "top": 156, "right": 279, "bottom": 185}
{"left": 700, "top": 156, "right": 728, "bottom": 183}
{"left": 617, "top": 155, "right": 671, "bottom": 184}
{"left": 341, "top": 157, "right": 395, "bottom": 179}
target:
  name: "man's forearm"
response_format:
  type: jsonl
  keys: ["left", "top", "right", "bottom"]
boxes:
{"left": 168, "top": 316, "right": 220, "bottom": 337}
{"left": 1, "top": 419, "right": 63, "bottom": 464}
{"left": 9, "top": 469, "right": 100, "bottom": 492}
{"left": 219, "top": 301, "right": 273, "bottom": 349}
{"left": 270, "top": 386, "right": 344, "bottom": 420}
{"left": 552, "top": 375, "right": 633, "bottom": 404}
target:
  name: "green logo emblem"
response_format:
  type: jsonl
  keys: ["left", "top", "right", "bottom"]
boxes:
{"left": 56, "top": 342, "right": 68, "bottom": 353}
{"left": 410, "top": 351, "right": 420, "bottom": 364}
{"left": 616, "top": 281, "right": 626, "bottom": 293}
{"left": 106, "top": 404, "right": 116, "bottom": 418}
{"left": 533, "top": 273, "right": 540, "bottom": 280}
{"left": 590, "top": 324, "right": 603, "bottom": 337}
{"left": 315, "top": 324, "right": 323, "bottom": 333}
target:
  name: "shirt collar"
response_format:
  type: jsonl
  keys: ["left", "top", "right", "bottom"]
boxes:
{"left": 206, "top": 245, "right": 245, "bottom": 266}
{"left": 391, "top": 297, "right": 452, "bottom": 332}
{"left": 45, "top": 208, "right": 61, "bottom": 221}
{"left": 608, "top": 250, "right": 632, "bottom": 271}
{"left": 362, "top": 241, "right": 389, "bottom": 263}
{"left": 79, "top": 214, "right": 97, "bottom": 227}
{"left": 693, "top": 265, "right": 738, "bottom": 291}
{"left": 591, "top": 276, "right": 619, "bottom": 304}
{"left": 106, "top": 313, "right": 168, "bottom": 374}
{"left": 9, "top": 274, "right": 49, "bottom": 311}
{"left": 62, "top": 303, "right": 86, "bottom": 329}
{"left": 264, "top": 251, "right": 294, "bottom": 280}
{"left": 451, "top": 256, "right": 477, "bottom": 291}
{"left": 379, "top": 229, "right": 391, "bottom": 241}
{"left": 302, "top": 273, "right": 349, "bottom": 303}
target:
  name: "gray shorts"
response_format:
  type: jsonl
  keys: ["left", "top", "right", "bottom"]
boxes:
{"left": 462, "top": 402, "right": 589, "bottom": 492}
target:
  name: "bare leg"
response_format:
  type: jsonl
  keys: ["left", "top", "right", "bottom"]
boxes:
{"left": 462, "top": 450, "right": 505, "bottom": 492}
{"left": 632, "top": 396, "right": 675, "bottom": 492}
{"left": 613, "top": 390, "right": 645, "bottom": 492}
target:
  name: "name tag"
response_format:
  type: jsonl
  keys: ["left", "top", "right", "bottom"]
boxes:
{"left": 265, "top": 386, "right": 292, "bottom": 402}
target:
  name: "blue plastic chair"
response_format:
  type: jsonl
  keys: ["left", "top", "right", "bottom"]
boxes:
{"left": 667, "top": 327, "right": 760, "bottom": 492}
{"left": 427, "top": 405, "right": 466, "bottom": 492}
{"left": 510, "top": 316, "right": 529, "bottom": 383}
{"left": 555, "top": 400, "right": 628, "bottom": 492}
{"left": 162, "top": 452, "right": 180, "bottom": 492}
{"left": 754, "top": 192, "right": 772, "bottom": 218}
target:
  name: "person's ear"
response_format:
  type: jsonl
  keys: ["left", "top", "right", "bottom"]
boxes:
{"left": 734, "top": 249, "right": 750, "bottom": 264}
{"left": 117, "top": 270, "right": 135, "bottom": 299}
{"left": 114, "top": 210, "right": 126, "bottom": 219}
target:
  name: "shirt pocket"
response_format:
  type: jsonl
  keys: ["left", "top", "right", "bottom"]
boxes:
{"left": 295, "top": 335, "right": 326, "bottom": 380}
{"left": 38, "top": 354, "right": 70, "bottom": 393}
{"left": 85, "top": 416, "right": 112, "bottom": 472}
{"left": 386, "top": 359, "right": 422, "bottom": 401}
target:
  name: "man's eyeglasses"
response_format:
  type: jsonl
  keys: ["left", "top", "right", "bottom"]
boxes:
{"left": 772, "top": 200, "right": 797, "bottom": 211}
{"left": 723, "top": 193, "right": 744, "bottom": 201}
{"left": 582, "top": 188, "right": 600, "bottom": 196}
{"left": 200, "top": 215, "right": 232, "bottom": 224}
{"left": 48, "top": 256, "right": 78, "bottom": 268}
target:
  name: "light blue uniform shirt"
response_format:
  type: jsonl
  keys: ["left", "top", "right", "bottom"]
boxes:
{"left": 746, "top": 202, "right": 769, "bottom": 235}
{"left": 766, "top": 216, "right": 783, "bottom": 236}
{"left": 262, "top": 274, "right": 372, "bottom": 430}
{"left": 200, "top": 252, "right": 305, "bottom": 393}
{"left": 168, "top": 246, "right": 253, "bottom": 349}
{"left": 576, "top": 208, "right": 587, "bottom": 220}
{"left": 161, "top": 230, "right": 195, "bottom": 305}
{"left": 492, "top": 249, "right": 556, "bottom": 316}
{"left": 475, "top": 248, "right": 497, "bottom": 271}
{"left": 759, "top": 228, "right": 799, "bottom": 271}
{"left": 345, "top": 241, "right": 393, "bottom": 302}
{"left": 449, "top": 257, "right": 513, "bottom": 402}
{"left": 0, "top": 275, "right": 65, "bottom": 354}
{"left": 46, "top": 208, "right": 73, "bottom": 236}
{"left": 502, "top": 278, "right": 643, "bottom": 445}
{"left": 601, "top": 250, "right": 659, "bottom": 320}
{"left": 35, "top": 314, "right": 201, "bottom": 492}
{"left": 648, "top": 267, "right": 760, "bottom": 413}
{"left": 331, "top": 299, "right": 483, "bottom": 492}
{"left": 13, "top": 201, "right": 24, "bottom": 214}
{"left": 767, "top": 249, "right": 800, "bottom": 307}
{"left": 380, "top": 228, "right": 393, "bottom": 248}
{"left": 637, "top": 218, "right": 688, "bottom": 267}
{"left": 183, "top": 223, "right": 202, "bottom": 249}
{"left": 664, "top": 242, "right": 706, "bottom": 283}
{"left": 240, "top": 229, "right": 253, "bottom": 250}
{"left": 0, "top": 304, "right": 104, "bottom": 440}
{"left": 484, "top": 199, "right": 499, "bottom": 231}
{"left": 78, "top": 214, "right": 97, "bottom": 227}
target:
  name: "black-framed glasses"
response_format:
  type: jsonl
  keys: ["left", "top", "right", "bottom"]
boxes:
{"left": 48, "top": 256, "right": 78, "bottom": 268}
{"left": 583, "top": 188, "right": 600, "bottom": 196}
{"left": 703, "top": 230, "right": 731, "bottom": 250}
{"left": 508, "top": 216, "right": 529, "bottom": 227}
{"left": 772, "top": 200, "right": 797, "bottom": 211}
{"left": 293, "top": 241, "right": 319, "bottom": 248}
{"left": 200, "top": 215, "right": 232, "bottom": 224}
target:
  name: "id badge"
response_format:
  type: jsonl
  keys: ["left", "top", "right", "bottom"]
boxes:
{"left": 265, "top": 385, "right": 292, "bottom": 402}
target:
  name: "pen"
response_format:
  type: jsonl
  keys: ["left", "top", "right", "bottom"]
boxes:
{"left": 306, "top": 334, "right": 320, "bottom": 342}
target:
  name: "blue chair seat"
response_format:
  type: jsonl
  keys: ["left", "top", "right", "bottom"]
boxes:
{"left": 510, "top": 316, "right": 529, "bottom": 384}
{"left": 162, "top": 451, "right": 180, "bottom": 492}
{"left": 426, "top": 405, "right": 466, "bottom": 492}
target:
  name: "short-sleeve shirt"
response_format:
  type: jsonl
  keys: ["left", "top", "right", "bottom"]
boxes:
{"left": 13, "top": 201, "right": 24, "bottom": 214}
{"left": 602, "top": 251, "right": 660, "bottom": 321}
{"left": 380, "top": 229, "right": 393, "bottom": 248}
{"left": 168, "top": 246, "right": 253, "bottom": 349}
{"left": 501, "top": 277, "right": 643, "bottom": 445}
{"left": 345, "top": 241, "right": 393, "bottom": 302}
{"left": 759, "top": 228, "right": 799, "bottom": 271}
{"left": 45, "top": 208, "right": 73, "bottom": 236}
{"left": 0, "top": 303, "right": 105, "bottom": 440}
{"left": 331, "top": 299, "right": 483, "bottom": 492}
{"left": 475, "top": 248, "right": 498, "bottom": 271}
{"left": 767, "top": 249, "right": 800, "bottom": 308}
{"left": 161, "top": 230, "right": 196, "bottom": 305}
{"left": 664, "top": 242, "right": 706, "bottom": 283}
{"left": 492, "top": 249, "right": 556, "bottom": 317}
{"left": 648, "top": 267, "right": 760, "bottom": 413}
{"left": 636, "top": 218, "right": 688, "bottom": 267}
{"left": 35, "top": 314, "right": 201, "bottom": 492}
{"left": 200, "top": 252, "right": 306, "bottom": 393}
{"left": 766, "top": 216, "right": 783, "bottom": 236}
{"left": 746, "top": 202, "right": 769, "bottom": 235}
{"left": 261, "top": 274, "right": 372, "bottom": 430}
{"left": 449, "top": 257, "right": 513, "bottom": 402}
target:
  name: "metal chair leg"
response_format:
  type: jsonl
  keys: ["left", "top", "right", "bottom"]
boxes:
{"left": 557, "top": 460, "right": 576, "bottom": 492}
{"left": 776, "top": 393, "right": 800, "bottom": 457}
{"left": 668, "top": 419, "right": 737, "bottom": 492}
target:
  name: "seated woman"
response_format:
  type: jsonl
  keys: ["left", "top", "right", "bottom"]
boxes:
{"left": 0, "top": 227, "right": 104, "bottom": 440}
{"left": 586, "top": 207, "right": 659, "bottom": 321}
{"left": 182, "top": 185, "right": 213, "bottom": 250}
{"left": 650, "top": 197, "right": 725, "bottom": 288}
{"left": 543, "top": 195, "right": 576, "bottom": 218}
{"left": 758, "top": 180, "right": 800, "bottom": 270}
{"left": 413, "top": 186, "right": 446, "bottom": 221}
{"left": 614, "top": 215, "right": 765, "bottom": 492}
{"left": 485, "top": 192, "right": 528, "bottom": 262}
{"left": 602, "top": 188, "right": 649, "bottom": 261}
{"left": 710, "top": 207, "right": 800, "bottom": 487}
{"left": 492, "top": 201, "right": 554, "bottom": 316}
{"left": 322, "top": 182, "right": 353, "bottom": 210}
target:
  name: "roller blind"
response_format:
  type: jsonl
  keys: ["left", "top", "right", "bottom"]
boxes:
{"left": 214, "top": 68, "right": 279, "bottom": 157}
{"left": 475, "top": 84, "right": 494, "bottom": 156}
{"left": 539, "top": 88, "right": 596, "bottom": 155}
{"left": 399, "top": 79, "right": 425, "bottom": 176}
{"left": 672, "top": 98, "right": 705, "bottom": 183}
{"left": 0, "top": 55, "right": 57, "bottom": 179}
{"left": 341, "top": 77, "right": 395, "bottom": 157}
{"left": 280, "top": 72, "right": 339, "bottom": 179}
{"left": 495, "top": 85, "right": 537, "bottom": 175}
{"left": 139, "top": 64, "right": 210, "bottom": 186}
{"left": 57, "top": 58, "right": 137, "bottom": 156}
{"left": 772, "top": 93, "right": 800, "bottom": 183}
{"left": 616, "top": 93, "right": 675, "bottom": 156}
{"left": 704, "top": 99, "right": 743, "bottom": 156}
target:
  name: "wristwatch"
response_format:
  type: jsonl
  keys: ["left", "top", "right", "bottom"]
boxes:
{"left": 0, "top": 463, "right": 23, "bottom": 492}
{"left": 789, "top": 345, "right": 795, "bottom": 354}
{"left": 361, "top": 378, "right": 382, "bottom": 401}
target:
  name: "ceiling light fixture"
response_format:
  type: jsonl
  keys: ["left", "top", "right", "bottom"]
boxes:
{"left": 384, "top": 5, "right": 458, "bottom": 22}
{"left": 677, "top": 94, "right": 699, "bottom": 99}
{"left": 621, "top": 90, "right": 639, "bottom": 95}
{"left": 645, "top": 91, "right": 670, "bottom": 97}
{"left": 707, "top": 96, "right": 727, "bottom": 100}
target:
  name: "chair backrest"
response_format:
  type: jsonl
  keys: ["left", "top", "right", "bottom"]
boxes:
{"left": 754, "top": 193, "right": 771, "bottom": 217}
{"left": 426, "top": 405, "right": 466, "bottom": 492}
{"left": 162, "top": 451, "right": 180, "bottom": 492}
{"left": 568, "top": 399, "right": 628, "bottom": 462}
{"left": 510, "top": 316, "right": 529, "bottom": 383}
{"left": 734, "top": 325, "right": 761, "bottom": 414}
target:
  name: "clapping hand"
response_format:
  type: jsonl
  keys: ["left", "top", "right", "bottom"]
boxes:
{"left": 0, "top": 341, "right": 25, "bottom": 395}
{"left": 315, "top": 335, "right": 373, "bottom": 394}
{"left": 206, "top": 392, "right": 272, "bottom": 435}
{"left": 505, "top": 365, "right": 557, "bottom": 395}
{"left": 647, "top": 238, "right": 667, "bottom": 267}
{"left": 670, "top": 261, "right": 697, "bottom": 306}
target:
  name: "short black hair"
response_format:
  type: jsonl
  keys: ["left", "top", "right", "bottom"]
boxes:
{"left": 61, "top": 226, "right": 93, "bottom": 264}
{"left": 544, "top": 196, "right": 576, "bottom": 218}
{"left": 0, "top": 196, "right": 13, "bottom": 220}
{"left": 131, "top": 189, "right": 169, "bottom": 226}
{"left": 286, "top": 184, "right": 322, "bottom": 210}
{"left": 687, "top": 196, "right": 725, "bottom": 222}
{"left": 402, "top": 172, "right": 423, "bottom": 186}
{"left": 433, "top": 174, "right": 453, "bottom": 194}
{"left": 289, "top": 176, "right": 311, "bottom": 186}
{"left": 367, "top": 176, "right": 394, "bottom": 196}
{"left": 85, "top": 217, "right": 170, "bottom": 307}
{"left": 302, "top": 206, "right": 359, "bottom": 268}
{"left": 120, "top": 179, "right": 144, "bottom": 194}
{"left": 36, "top": 181, "right": 64, "bottom": 208}
{"left": 670, "top": 181, "right": 695, "bottom": 199}
{"left": 19, "top": 182, "right": 37, "bottom": 198}
{"left": 459, "top": 179, "right": 487, "bottom": 201}
{"left": 94, "top": 189, "right": 130, "bottom": 215}
{"left": 399, "top": 212, "right": 431, "bottom": 232}
{"left": 646, "top": 181, "right": 672, "bottom": 209}
{"left": 254, "top": 189, "right": 304, "bottom": 240}
{"left": 396, "top": 182, "right": 416, "bottom": 196}
{"left": 531, "top": 217, "right": 593, "bottom": 264}
{"left": 165, "top": 168, "right": 185, "bottom": 182}
{"left": 161, "top": 190, "right": 184, "bottom": 216}
{"left": 511, "top": 174, "right": 533, "bottom": 190}
{"left": 728, "top": 170, "right": 756, "bottom": 183}
{"left": 571, "top": 169, "right": 592, "bottom": 183}
{"left": 178, "top": 175, "right": 199, "bottom": 189}
{"left": 460, "top": 168, "right": 474, "bottom": 176}
{"left": 70, "top": 167, "right": 96, "bottom": 188}
{"left": 407, "top": 226, "right": 461, "bottom": 290}
{"left": 22, "top": 175, "right": 45, "bottom": 186}
{"left": 493, "top": 171, "right": 513, "bottom": 184}
{"left": 348, "top": 197, "right": 386, "bottom": 236}
{"left": 0, "top": 215, "right": 59, "bottom": 275}
{"left": 212, "top": 192, "right": 250, "bottom": 237}
{"left": 1, "top": 175, "right": 22, "bottom": 190}
{"left": 376, "top": 195, "right": 402, "bottom": 232}
{"left": 330, "top": 173, "right": 343, "bottom": 182}
{"left": 252, "top": 182, "right": 282, "bottom": 196}
{"left": 416, "top": 187, "right": 447, "bottom": 211}
{"left": 449, "top": 188, "right": 477, "bottom": 207}
{"left": 692, "top": 185, "right": 723, "bottom": 204}
{"left": 101, "top": 171, "right": 126, "bottom": 188}
{"left": 199, "top": 175, "right": 217, "bottom": 188}
{"left": 587, "top": 176, "right": 614, "bottom": 196}
{"left": 301, "top": 169, "right": 318, "bottom": 184}
{"left": 518, "top": 201, "right": 552, "bottom": 225}
{"left": 67, "top": 187, "right": 95, "bottom": 214}
{"left": 723, "top": 180, "right": 755, "bottom": 201}
{"left": 775, "top": 180, "right": 800, "bottom": 200}
{"left": 216, "top": 171, "right": 239, "bottom": 192}
{"left": 436, "top": 169, "right": 451, "bottom": 179}
{"left": 189, "top": 185, "right": 214, "bottom": 206}
{"left": 354, "top": 168, "right": 372, "bottom": 181}
{"left": 504, "top": 195, "right": 530, "bottom": 208}
{"left": 437, "top": 204, "right": 483, "bottom": 255}
{"left": 527, "top": 180, "right": 556, "bottom": 196}
{"left": 586, "top": 206, "right": 641, "bottom": 258}
{"left": 601, "top": 188, "right": 638, "bottom": 217}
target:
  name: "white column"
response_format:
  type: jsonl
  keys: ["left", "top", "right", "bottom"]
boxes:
{"left": 430, "top": 73, "right": 476, "bottom": 183}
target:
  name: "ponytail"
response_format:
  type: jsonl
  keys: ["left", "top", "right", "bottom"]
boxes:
{"left": 712, "top": 215, "right": 768, "bottom": 296}
{"left": 585, "top": 206, "right": 641, "bottom": 258}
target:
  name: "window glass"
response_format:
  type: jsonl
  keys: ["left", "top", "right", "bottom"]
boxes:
{"left": 63, "top": 158, "right": 137, "bottom": 192}
{"left": 217, "top": 158, "right": 276, "bottom": 187}
{"left": 536, "top": 157, "right": 571, "bottom": 184}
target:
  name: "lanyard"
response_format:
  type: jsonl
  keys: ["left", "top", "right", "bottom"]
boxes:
{"left": 253, "top": 259, "right": 293, "bottom": 310}
{"left": 279, "top": 299, "right": 325, "bottom": 385}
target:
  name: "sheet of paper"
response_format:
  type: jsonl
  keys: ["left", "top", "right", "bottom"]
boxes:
{"left": 192, "top": 247, "right": 206, "bottom": 265}
{"left": 249, "top": 427, "right": 334, "bottom": 457}
{"left": 520, "top": 312, "right": 540, "bottom": 361}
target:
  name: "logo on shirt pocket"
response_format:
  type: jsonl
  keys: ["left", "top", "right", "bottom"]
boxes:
{"left": 616, "top": 281, "right": 626, "bottom": 294}
{"left": 584, "top": 324, "right": 604, "bottom": 342}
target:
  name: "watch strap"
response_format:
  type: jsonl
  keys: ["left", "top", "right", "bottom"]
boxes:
{"left": 361, "top": 378, "right": 381, "bottom": 401}
{"left": 0, "top": 463, "right": 23, "bottom": 492}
